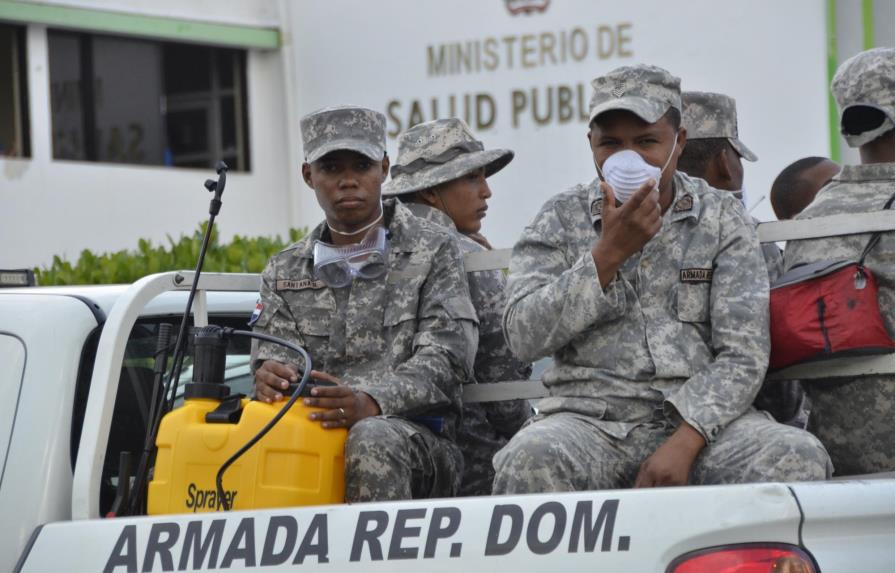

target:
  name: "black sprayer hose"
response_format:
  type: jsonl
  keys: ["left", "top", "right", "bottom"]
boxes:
{"left": 214, "top": 329, "right": 312, "bottom": 511}
{"left": 145, "top": 162, "right": 228, "bottom": 472}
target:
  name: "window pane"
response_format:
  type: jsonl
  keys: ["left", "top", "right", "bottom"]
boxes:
{"left": 0, "top": 24, "right": 30, "bottom": 158}
{"left": 92, "top": 36, "right": 165, "bottom": 164}
{"left": 48, "top": 30, "right": 250, "bottom": 171}
{"left": 48, "top": 31, "right": 86, "bottom": 160}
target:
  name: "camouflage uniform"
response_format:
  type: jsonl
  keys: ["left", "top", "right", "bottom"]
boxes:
{"left": 252, "top": 106, "right": 479, "bottom": 501}
{"left": 783, "top": 48, "right": 895, "bottom": 475}
{"left": 384, "top": 119, "right": 532, "bottom": 496}
{"left": 681, "top": 91, "right": 783, "bottom": 283}
{"left": 493, "top": 66, "right": 831, "bottom": 494}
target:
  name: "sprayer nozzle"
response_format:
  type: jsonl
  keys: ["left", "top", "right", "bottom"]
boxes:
{"left": 216, "top": 161, "right": 229, "bottom": 174}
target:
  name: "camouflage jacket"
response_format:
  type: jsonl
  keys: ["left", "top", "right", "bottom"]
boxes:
{"left": 503, "top": 171, "right": 770, "bottom": 443}
{"left": 251, "top": 199, "right": 479, "bottom": 439}
{"left": 784, "top": 162, "right": 895, "bottom": 340}
{"left": 405, "top": 202, "right": 532, "bottom": 436}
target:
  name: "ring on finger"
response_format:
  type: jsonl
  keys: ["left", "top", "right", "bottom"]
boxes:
{"left": 338, "top": 407, "right": 346, "bottom": 418}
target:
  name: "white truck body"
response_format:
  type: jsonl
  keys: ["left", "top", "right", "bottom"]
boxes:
{"left": 3, "top": 263, "right": 895, "bottom": 571}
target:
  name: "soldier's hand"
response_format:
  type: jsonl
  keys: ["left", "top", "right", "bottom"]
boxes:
{"left": 634, "top": 422, "right": 705, "bottom": 488}
{"left": 592, "top": 180, "right": 662, "bottom": 288}
{"left": 255, "top": 360, "right": 298, "bottom": 403}
{"left": 302, "top": 370, "right": 382, "bottom": 429}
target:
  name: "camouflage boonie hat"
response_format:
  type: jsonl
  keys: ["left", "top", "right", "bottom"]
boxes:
{"left": 300, "top": 105, "right": 387, "bottom": 163}
{"left": 832, "top": 47, "right": 895, "bottom": 147}
{"left": 682, "top": 91, "right": 757, "bottom": 162}
{"left": 382, "top": 118, "right": 513, "bottom": 197}
{"left": 589, "top": 64, "right": 682, "bottom": 125}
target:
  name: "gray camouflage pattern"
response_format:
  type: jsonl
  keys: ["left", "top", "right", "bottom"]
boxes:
{"left": 832, "top": 47, "right": 895, "bottom": 147}
{"left": 251, "top": 199, "right": 478, "bottom": 501}
{"left": 783, "top": 162, "right": 895, "bottom": 474}
{"left": 589, "top": 64, "right": 681, "bottom": 124}
{"left": 345, "top": 416, "right": 463, "bottom": 501}
{"left": 493, "top": 171, "right": 831, "bottom": 492}
{"left": 682, "top": 91, "right": 758, "bottom": 161}
{"left": 493, "top": 410, "right": 831, "bottom": 493}
{"left": 383, "top": 118, "right": 513, "bottom": 197}
{"left": 406, "top": 203, "right": 533, "bottom": 495}
{"left": 300, "top": 105, "right": 387, "bottom": 163}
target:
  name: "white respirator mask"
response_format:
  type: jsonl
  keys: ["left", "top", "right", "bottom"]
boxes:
{"left": 595, "top": 134, "right": 678, "bottom": 203}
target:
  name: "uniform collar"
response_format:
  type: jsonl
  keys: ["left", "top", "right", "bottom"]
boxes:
{"left": 836, "top": 162, "right": 895, "bottom": 183}
{"left": 404, "top": 202, "right": 458, "bottom": 232}
{"left": 587, "top": 172, "right": 700, "bottom": 226}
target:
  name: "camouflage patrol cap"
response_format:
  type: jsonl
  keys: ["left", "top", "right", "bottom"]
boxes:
{"left": 589, "top": 64, "right": 682, "bottom": 125}
{"left": 382, "top": 118, "right": 513, "bottom": 197}
{"left": 682, "top": 91, "right": 757, "bottom": 162}
{"left": 300, "top": 105, "right": 387, "bottom": 163}
{"left": 832, "top": 47, "right": 895, "bottom": 147}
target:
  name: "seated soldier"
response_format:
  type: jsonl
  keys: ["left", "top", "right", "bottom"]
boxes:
{"left": 252, "top": 106, "right": 479, "bottom": 501}
{"left": 382, "top": 118, "right": 533, "bottom": 496}
{"left": 784, "top": 48, "right": 895, "bottom": 475}
{"left": 679, "top": 91, "right": 803, "bottom": 426}
{"left": 678, "top": 91, "right": 784, "bottom": 283}
{"left": 493, "top": 65, "right": 831, "bottom": 494}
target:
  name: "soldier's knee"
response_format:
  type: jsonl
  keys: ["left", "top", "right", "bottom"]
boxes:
{"left": 761, "top": 430, "right": 833, "bottom": 481}
{"left": 345, "top": 416, "right": 407, "bottom": 460}
{"left": 494, "top": 430, "right": 572, "bottom": 474}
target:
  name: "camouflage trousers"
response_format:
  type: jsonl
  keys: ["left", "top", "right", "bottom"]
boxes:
{"left": 344, "top": 416, "right": 463, "bottom": 502}
{"left": 492, "top": 409, "right": 832, "bottom": 494}
{"left": 456, "top": 404, "right": 510, "bottom": 497}
{"left": 806, "top": 376, "right": 895, "bottom": 475}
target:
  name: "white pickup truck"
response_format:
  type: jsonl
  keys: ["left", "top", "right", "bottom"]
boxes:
{"left": 3, "top": 217, "right": 895, "bottom": 572}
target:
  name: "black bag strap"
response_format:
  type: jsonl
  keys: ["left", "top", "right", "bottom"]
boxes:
{"left": 858, "top": 190, "right": 895, "bottom": 267}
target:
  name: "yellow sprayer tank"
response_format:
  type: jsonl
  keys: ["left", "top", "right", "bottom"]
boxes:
{"left": 148, "top": 396, "right": 347, "bottom": 515}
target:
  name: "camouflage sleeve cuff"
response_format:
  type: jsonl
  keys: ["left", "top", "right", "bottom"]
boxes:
{"left": 662, "top": 398, "right": 720, "bottom": 444}
{"left": 579, "top": 252, "right": 626, "bottom": 312}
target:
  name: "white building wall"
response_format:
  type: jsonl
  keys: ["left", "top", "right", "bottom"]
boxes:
{"left": 0, "top": 0, "right": 298, "bottom": 269}
{"left": 283, "top": 0, "right": 832, "bottom": 248}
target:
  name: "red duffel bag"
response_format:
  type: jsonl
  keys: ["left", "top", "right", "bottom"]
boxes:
{"left": 769, "top": 196, "right": 895, "bottom": 371}
{"left": 769, "top": 260, "right": 895, "bottom": 370}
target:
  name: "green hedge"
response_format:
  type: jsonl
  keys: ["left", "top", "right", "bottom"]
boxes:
{"left": 34, "top": 224, "right": 306, "bottom": 285}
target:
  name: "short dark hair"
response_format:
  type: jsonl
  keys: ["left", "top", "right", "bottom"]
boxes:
{"left": 676, "top": 137, "right": 729, "bottom": 179}
{"left": 770, "top": 156, "right": 830, "bottom": 220}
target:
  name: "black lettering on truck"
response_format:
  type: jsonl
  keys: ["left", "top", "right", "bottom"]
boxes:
{"left": 179, "top": 519, "right": 226, "bottom": 570}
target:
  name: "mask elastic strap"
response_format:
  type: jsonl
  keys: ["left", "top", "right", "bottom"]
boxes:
{"left": 327, "top": 200, "right": 384, "bottom": 237}
{"left": 659, "top": 133, "right": 679, "bottom": 175}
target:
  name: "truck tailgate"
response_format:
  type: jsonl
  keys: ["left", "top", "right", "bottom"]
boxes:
{"left": 790, "top": 479, "right": 895, "bottom": 572}
{"left": 17, "top": 483, "right": 802, "bottom": 572}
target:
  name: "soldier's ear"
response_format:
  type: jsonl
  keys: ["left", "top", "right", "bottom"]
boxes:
{"left": 714, "top": 147, "right": 734, "bottom": 184}
{"left": 301, "top": 163, "right": 313, "bottom": 188}
{"left": 417, "top": 189, "right": 440, "bottom": 207}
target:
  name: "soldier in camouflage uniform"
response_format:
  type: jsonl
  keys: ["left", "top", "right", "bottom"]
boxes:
{"left": 680, "top": 92, "right": 803, "bottom": 425}
{"left": 492, "top": 65, "right": 831, "bottom": 494}
{"left": 252, "top": 106, "right": 479, "bottom": 501}
{"left": 679, "top": 91, "right": 784, "bottom": 283}
{"left": 383, "top": 118, "right": 533, "bottom": 496}
{"left": 784, "top": 47, "right": 895, "bottom": 475}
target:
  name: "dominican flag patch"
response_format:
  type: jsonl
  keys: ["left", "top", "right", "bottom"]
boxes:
{"left": 248, "top": 298, "right": 264, "bottom": 327}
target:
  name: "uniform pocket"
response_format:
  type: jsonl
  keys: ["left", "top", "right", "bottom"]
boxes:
{"left": 675, "top": 283, "right": 711, "bottom": 323}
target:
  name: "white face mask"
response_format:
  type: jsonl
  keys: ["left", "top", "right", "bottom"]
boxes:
{"left": 595, "top": 134, "right": 678, "bottom": 203}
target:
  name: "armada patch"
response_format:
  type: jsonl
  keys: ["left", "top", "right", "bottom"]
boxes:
{"left": 673, "top": 195, "right": 694, "bottom": 213}
{"left": 680, "top": 268, "right": 713, "bottom": 283}
{"left": 590, "top": 199, "right": 603, "bottom": 217}
{"left": 276, "top": 279, "right": 327, "bottom": 291}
